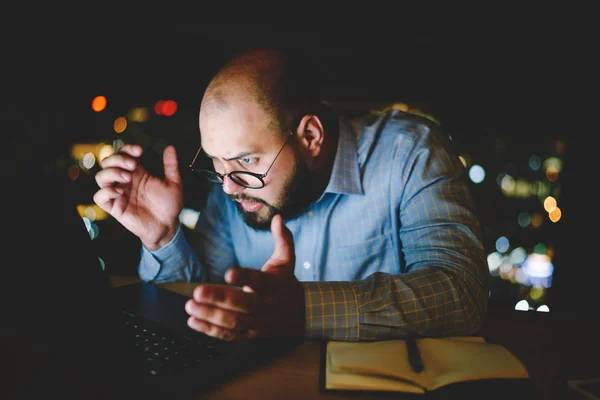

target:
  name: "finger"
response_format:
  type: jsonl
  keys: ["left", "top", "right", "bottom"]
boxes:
{"left": 262, "top": 214, "right": 295, "bottom": 273}
{"left": 225, "top": 267, "right": 274, "bottom": 293}
{"left": 115, "top": 143, "right": 143, "bottom": 158}
{"left": 94, "top": 168, "right": 132, "bottom": 188}
{"left": 162, "top": 145, "right": 181, "bottom": 185}
{"left": 186, "top": 317, "right": 243, "bottom": 342}
{"left": 185, "top": 300, "right": 253, "bottom": 331}
{"left": 100, "top": 150, "right": 140, "bottom": 171}
{"left": 192, "top": 284, "right": 257, "bottom": 314}
{"left": 93, "top": 186, "right": 124, "bottom": 211}
{"left": 94, "top": 186, "right": 131, "bottom": 217}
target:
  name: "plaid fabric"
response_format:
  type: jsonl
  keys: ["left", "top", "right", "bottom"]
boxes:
{"left": 303, "top": 266, "right": 485, "bottom": 341}
{"left": 140, "top": 109, "right": 488, "bottom": 340}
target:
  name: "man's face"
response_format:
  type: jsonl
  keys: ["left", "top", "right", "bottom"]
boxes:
{"left": 228, "top": 148, "right": 316, "bottom": 230}
{"left": 199, "top": 101, "right": 317, "bottom": 230}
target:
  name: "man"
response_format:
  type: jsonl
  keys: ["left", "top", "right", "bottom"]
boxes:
{"left": 94, "top": 47, "right": 489, "bottom": 342}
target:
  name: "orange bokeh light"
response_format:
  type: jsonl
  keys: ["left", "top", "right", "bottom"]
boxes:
{"left": 549, "top": 207, "right": 562, "bottom": 223}
{"left": 91, "top": 95, "right": 107, "bottom": 112}
{"left": 113, "top": 116, "right": 127, "bottom": 133}
{"left": 67, "top": 164, "right": 80, "bottom": 180}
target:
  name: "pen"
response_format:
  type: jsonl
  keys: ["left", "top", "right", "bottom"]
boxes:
{"left": 406, "top": 337, "right": 424, "bottom": 373}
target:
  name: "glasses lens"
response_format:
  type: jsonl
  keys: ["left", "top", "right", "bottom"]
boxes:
{"left": 195, "top": 169, "right": 223, "bottom": 183}
{"left": 229, "top": 172, "right": 264, "bottom": 189}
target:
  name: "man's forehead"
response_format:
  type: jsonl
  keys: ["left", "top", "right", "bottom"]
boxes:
{"left": 200, "top": 108, "right": 274, "bottom": 157}
{"left": 200, "top": 125, "right": 271, "bottom": 158}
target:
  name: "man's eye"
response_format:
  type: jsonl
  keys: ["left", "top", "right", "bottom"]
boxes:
{"left": 240, "top": 157, "right": 257, "bottom": 166}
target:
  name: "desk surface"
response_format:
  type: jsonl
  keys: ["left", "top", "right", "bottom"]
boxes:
{"left": 1, "top": 276, "right": 594, "bottom": 400}
{"left": 107, "top": 276, "right": 599, "bottom": 400}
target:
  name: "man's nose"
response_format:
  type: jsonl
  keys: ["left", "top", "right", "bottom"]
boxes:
{"left": 221, "top": 174, "right": 244, "bottom": 195}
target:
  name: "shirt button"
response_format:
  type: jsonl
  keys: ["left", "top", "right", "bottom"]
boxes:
{"left": 303, "top": 261, "right": 312, "bottom": 270}
{"left": 307, "top": 211, "right": 314, "bottom": 217}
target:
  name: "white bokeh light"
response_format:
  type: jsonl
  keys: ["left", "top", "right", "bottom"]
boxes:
{"left": 515, "top": 299, "right": 529, "bottom": 311}
{"left": 468, "top": 164, "right": 485, "bottom": 184}
{"left": 82, "top": 152, "right": 96, "bottom": 170}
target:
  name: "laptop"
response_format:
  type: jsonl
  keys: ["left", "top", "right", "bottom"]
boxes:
{"left": 3, "top": 162, "right": 301, "bottom": 399}
{"left": 109, "top": 276, "right": 301, "bottom": 398}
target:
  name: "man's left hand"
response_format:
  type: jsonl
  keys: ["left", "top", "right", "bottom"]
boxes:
{"left": 185, "top": 215, "right": 305, "bottom": 341}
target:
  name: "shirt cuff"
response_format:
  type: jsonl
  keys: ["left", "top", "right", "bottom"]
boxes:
{"left": 303, "top": 281, "right": 360, "bottom": 341}
{"left": 138, "top": 224, "right": 185, "bottom": 282}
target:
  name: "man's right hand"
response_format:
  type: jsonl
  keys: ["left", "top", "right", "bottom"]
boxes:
{"left": 93, "top": 144, "right": 184, "bottom": 251}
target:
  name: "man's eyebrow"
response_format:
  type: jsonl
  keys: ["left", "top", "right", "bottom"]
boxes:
{"left": 201, "top": 148, "right": 255, "bottom": 161}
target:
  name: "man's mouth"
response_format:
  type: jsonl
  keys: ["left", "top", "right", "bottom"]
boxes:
{"left": 237, "top": 199, "right": 264, "bottom": 212}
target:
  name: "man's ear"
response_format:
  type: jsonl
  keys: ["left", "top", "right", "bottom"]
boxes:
{"left": 296, "top": 114, "right": 324, "bottom": 158}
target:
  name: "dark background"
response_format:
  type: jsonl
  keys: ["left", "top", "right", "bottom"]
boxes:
{"left": 1, "top": 18, "right": 591, "bottom": 314}
{"left": 4, "top": 18, "right": 579, "bottom": 127}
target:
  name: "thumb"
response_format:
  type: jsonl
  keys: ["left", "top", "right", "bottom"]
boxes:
{"left": 162, "top": 145, "right": 181, "bottom": 185}
{"left": 262, "top": 214, "right": 295, "bottom": 275}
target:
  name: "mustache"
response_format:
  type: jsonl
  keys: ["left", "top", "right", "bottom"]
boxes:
{"left": 228, "top": 193, "right": 269, "bottom": 206}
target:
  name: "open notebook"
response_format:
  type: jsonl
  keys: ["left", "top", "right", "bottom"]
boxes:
{"left": 325, "top": 336, "right": 529, "bottom": 395}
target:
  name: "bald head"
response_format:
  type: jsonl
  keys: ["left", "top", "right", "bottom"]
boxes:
{"left": 200, "top": 47, "right": 321, "bottom": 137}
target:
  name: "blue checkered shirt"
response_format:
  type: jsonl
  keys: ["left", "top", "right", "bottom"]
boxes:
{"left": 139, "top": 108, "right": 489, "bottom": 341}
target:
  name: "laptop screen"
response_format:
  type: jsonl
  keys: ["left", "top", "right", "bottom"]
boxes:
{"left": 2, "top": 152, "right": 159, "bottom": 398}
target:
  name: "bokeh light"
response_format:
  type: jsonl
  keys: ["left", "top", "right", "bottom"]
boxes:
{"left": 549, "top": 207, "right": 562, "bottom": 223}
{"left": 154, "top": 99, "right": 178, "bottom": 116}
{"left": 67, "top": 164, "right": 80, "bottom": 180}
{"left": 114, "top": 117, "right": 127, "bottom": 133}
{"left": 82, "top": 152, "right": 96, "bottom": 169}
{"left": 468, "top": 164, "right": 485, "bottom": 184}
{"left": 515, "top": 299, "right": 529, "bottom": 311}
{"left": 528, "top": 155, "right": 541, "bottom": 171}
{"left": 128, "top": 107, "right": 150, "bottom": 122}
{"left": 91, "top": 95, "right": 107, "bottom": 112}
{"left": 495, "top": 236, "right": 510, "bottom": 253}
{"left": 517, "top": 212, "right": 532, "bottom": 228}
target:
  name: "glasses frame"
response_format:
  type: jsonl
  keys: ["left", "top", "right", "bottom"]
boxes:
{"left": 189, "top": 131, "right": 294, "bottom": 189}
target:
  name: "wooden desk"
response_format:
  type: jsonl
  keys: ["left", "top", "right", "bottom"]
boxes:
{"left": 108, "top": 276, "right": 599, "bottom": 400}
{"left": 2, "top": 275, "right": 594, "bottom": 399}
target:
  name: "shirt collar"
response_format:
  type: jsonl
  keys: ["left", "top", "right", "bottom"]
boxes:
{"left": 322, "top": 110, "right": 364, "bottom": 196}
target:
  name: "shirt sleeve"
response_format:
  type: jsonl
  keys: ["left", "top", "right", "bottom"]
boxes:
{"left": 138, "top": 223, "right": 201, "bottom": 283}
{"left": 303, "top": 120, "right": 489, "bottom": 341}
{"left": 137, "top": 186, "right": 237, "bottom": 284}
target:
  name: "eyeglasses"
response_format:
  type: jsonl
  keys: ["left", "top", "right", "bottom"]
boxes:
{"left": 189, "top": 131, "right": 293, "bottom": 189}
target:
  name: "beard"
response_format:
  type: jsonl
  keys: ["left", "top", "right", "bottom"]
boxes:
{"left": 229, "top": 154, "right": 318, "bottom": 231}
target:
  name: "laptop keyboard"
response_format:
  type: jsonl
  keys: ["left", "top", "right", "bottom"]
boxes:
{"left": 119, "top": 308, "right": 225, "bottom": 377}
